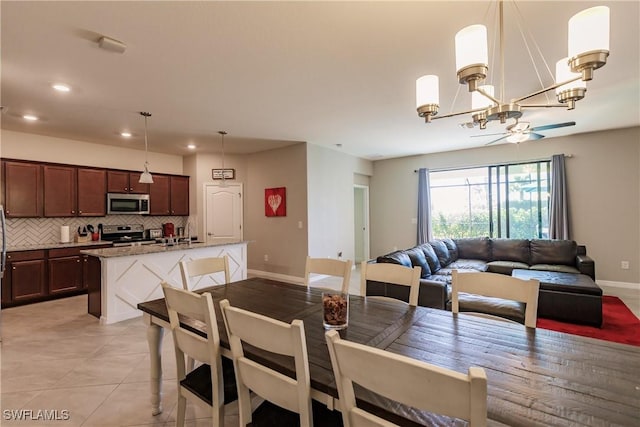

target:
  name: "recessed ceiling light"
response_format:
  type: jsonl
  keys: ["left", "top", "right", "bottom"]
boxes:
{"left": 120, "top": 131, "right": 132, "bottom": 138}
{"left": 52, "top": 83, "right": 71, "bottom": 92}
{"left": 23, "top": 114, "right": 39, "bottom": 121}
{"left": 187, "top": 144, "right": 196, "bottom": 150}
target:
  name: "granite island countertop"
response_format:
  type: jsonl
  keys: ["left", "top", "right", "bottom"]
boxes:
{"left": 8, "top": 240, "right": 114, "bottom": 252}
{"left": 81, "top": 240, "right": 249, "bottom": 258}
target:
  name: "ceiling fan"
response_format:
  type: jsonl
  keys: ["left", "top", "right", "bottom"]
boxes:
{"left": 471, "top": 120, "right": 576, "bottom": 145}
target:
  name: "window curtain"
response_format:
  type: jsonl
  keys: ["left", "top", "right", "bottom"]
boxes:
{"left": 417, "top": 168, "right": 433, "bottom": 244}
{"left": 549, "top": 154, "right": 569, "bottom": 239}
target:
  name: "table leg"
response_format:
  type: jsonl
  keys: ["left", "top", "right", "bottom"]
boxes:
{"left": 147, "top": 322, "right": 165, "bottom": 416}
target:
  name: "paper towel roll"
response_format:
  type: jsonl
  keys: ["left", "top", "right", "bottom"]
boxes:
{"left": 60, "top": 226, "right": 70, "bottom": 243}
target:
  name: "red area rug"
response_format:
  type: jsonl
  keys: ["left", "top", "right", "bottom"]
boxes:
{"left": 537, "top": 296, "right": 640, "bottom": 346}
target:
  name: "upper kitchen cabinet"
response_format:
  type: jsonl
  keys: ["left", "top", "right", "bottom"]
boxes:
{"left": 107, "top": 170, "right": 150, "bottom": 194}
{"left": 170, "top": 175, "right": 189, "bottom": 216}
{"left": 149, "top": 174, "right": 170, "bottom": 215}
{"left": 3, "top": 160, "right": 43, "bottom": 217}
{"left": 77, "top": 168, "right": 106, "bottom": 216}
{"left": 43, "top": 165, "right": 77, "bottom": 217}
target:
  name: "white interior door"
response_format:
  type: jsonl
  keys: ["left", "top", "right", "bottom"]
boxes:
{"left": 205, "top": 183, "right": 243, "bottom": 243}
{"left": 354, "top": 185, "right": 370, "bottom": 263}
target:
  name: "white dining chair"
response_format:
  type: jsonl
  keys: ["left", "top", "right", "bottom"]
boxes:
{"left": 360, "top": 261, "right": 421, "bottom": 306}
{"left": 451, "top": 269, "right": 540, "bottom": 328}
{"left": 219, "top": 299, "right": 342, "bottom": 427}
{"left": 325, "top": 329, "right": 487, "bottom": 427}
{"left": 179, "top": 256, "right": 230, "bottom": 291}
{"left": 161, "top": 282, "right": 237, "bottom": 427}
{"left": 304, "top": 256, "right": 353, "bottom": 293}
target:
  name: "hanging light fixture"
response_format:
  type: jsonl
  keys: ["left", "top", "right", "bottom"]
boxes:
{"left": 416, "top": 2, "right": 610, "bottom": 128}
{"left": 139, "top": 111, "right": 154, "bottom": 184}
{"left": 218, "top": 130, "right": 227, "bottom": 186}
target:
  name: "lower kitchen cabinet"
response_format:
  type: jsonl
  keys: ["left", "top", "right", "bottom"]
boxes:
{"left": 48, "top": 248, "right": 83, "bottom": 294}
{"left": 7, "top": 251, "right": 47, "bottom": 303}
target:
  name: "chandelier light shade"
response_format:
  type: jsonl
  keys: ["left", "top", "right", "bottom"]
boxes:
{"left": 139, "top": 111, "right": 154, "bottom": 184}
{"left": 416, "top": 75, "right": 439, "bottom": 122}
{"left": 416, "top": 1, "right": 610, "bottom": 130}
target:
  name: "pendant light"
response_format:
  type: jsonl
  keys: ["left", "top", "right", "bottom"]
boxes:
{"left": 218, "top": 130, "right": 227, "bottom": 186}
{"left": 139, "top": 111, "right": 154, "bottom": 184}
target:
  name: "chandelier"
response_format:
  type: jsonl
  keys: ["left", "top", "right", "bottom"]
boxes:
{"left": 416, "top": 2, "right": 610, "bottom": 130}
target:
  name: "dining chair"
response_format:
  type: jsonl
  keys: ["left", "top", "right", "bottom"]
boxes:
{"left": 161, "top": 282, "right": 237, "bottom": 427}
{"left": 325, "top": 330, "right": 487, "bottom": 427}
{"left": 179, "top": 255, "right": 230, "bottom": 291}
{"left": 451, "top": 269, "right": 540, "bottom": 328}
{"left": 360, "top": 261, "right": 421, "bottom": 306}
{"left": 219, "top": 299, "right": 343, "bottom": 427}
{"left": 304, "top": 256, "right": 353, "bottom": 293}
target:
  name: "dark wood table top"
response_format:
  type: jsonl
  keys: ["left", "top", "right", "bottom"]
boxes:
{"left": 138, "top": 277, "right": 640, "bottom": 427}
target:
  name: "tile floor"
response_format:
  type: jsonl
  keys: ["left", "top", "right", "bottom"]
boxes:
{"left": 0, "top": 268, "right": 637, "bottom": 426}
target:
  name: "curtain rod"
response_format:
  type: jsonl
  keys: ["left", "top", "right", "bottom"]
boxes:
{"left": 414, "top": 154, "right": 573, "bottom": 173}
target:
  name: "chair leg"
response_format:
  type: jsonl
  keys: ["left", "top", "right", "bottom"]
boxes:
{"left": 211, "top": 402, "right": 224, "bottom": 427}
{"left": 237, "top": 384, "right": 253, "bottom": 427}
{"left": 176, "top": 393, "right": 186, "bottom": 427}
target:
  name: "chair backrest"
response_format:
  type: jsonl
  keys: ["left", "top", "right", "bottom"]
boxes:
{"left": 304, "top": 256, "right": 353, "bottom": 293}
{"left": 180, "top": 256, "right": 230, "bottom": 291}
{"left": 219, "top": 299, "right": 313, "bottom": 427}
{"left": 451, "top": 270, "right": 540, "bottom": 328}
{"left": 360, "top": 261, "right": 421, "bottom": 306}
{"left": 161, "top": 282, "right": 224, "bottom": 400}
{"left": 325, "top": 330, "right": 487, "bottom": 427}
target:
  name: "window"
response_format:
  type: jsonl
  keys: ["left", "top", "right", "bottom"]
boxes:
{"left": 429, "top": 161, "right": 550, "bottom": 239}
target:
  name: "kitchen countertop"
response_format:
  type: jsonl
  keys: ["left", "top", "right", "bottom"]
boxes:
{"left": 8, "top": 240, "right": 114, "bottom": 252}
{"left": 81, "top": 240, "right": 248, "bottom": 258}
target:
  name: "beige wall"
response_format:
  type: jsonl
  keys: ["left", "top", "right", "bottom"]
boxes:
{"left": 369, "top": 126, "right": 640, "bottom": 284}
{"left": 306, "top": 144, "right": 373, "bottom": 263}
{"left": 1, "top": 130, "right": 183, "bottom": 174}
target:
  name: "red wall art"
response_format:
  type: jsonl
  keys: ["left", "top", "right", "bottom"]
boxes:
{"left": 265, "top": 187, "right": 286, "bottom": 217}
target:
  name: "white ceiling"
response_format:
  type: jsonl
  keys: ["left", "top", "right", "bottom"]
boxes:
{"left": 2, "top": 1, "right": 638, "bottom": 160}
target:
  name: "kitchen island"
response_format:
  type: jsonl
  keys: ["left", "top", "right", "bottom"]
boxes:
{"left": 81, "top": 240, "right": 248, "bottom": 324}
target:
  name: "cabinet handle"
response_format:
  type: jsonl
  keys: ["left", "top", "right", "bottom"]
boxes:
{"left": 71, "top": 210, "right": 75, "bottom": 214}
{"left": 7, "top": 255, "right": 11, "bottom": 259}
{"left": 79, "top": 210, "right": 82, "bottom": 214}
{"left": 12, "top": 266, "right": 15, "bottom": 270}
{"left": 77, "top": 259, "right": 80, "bottom": 263}
{"left": 124, "top": 187, "right": 128, "bottom": 191}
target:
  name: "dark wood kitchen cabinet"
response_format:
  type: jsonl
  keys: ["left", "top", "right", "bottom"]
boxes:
{"left": 2, "top": 160, "right": 43, "bottom": 217}
{"left": 43, "top": 165, "right": 77, "bottom": 217}
{"left": 5, "top": 250, "right": 47, "bottom": 303}
{"left": 77, "top": 168, "right": 106, "bottom": 216}
{"left": 48, "top": 248, "right": 83, "bottom": 294}
{"left": 149, "top": 174, "right": 170, "bottom": 215}
{"left": 107, "top": 170, "right": 150, "bottom": 194}
{"left": 170, "top": 175, "right": 190, "bottom": 215}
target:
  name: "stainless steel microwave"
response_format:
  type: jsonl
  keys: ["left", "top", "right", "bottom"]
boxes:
{"left": 107, "top": 193, "right": 150, "bottom": 215}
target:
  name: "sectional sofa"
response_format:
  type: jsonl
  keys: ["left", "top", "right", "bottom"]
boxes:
{"left": 367, "top": 237, "right": 600, "bottom": 325}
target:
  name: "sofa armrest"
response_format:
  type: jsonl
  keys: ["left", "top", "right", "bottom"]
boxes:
{"left": 417, "top": 279, "right": 448, "bottom": 309}
{"left": 576, "top": 254, "right": 595, "bottom": 280}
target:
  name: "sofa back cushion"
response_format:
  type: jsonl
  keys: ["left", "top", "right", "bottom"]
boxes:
{"left": 404, "top": 247, "right": 432, "bottom": 278}
{"left": 491, "top": 239, "right": 530, "bottom": 263}
{"left": 429, "top": 240, "right": 452, "bottom": 266}
{"left": 376, "top": 250, "right": 412, "bottom": 268}
{"left": 454, "top": 237, "right": 491, "bottom": 261}
{"left": 530, "top": 239, "right": 577, "bottom": 266}
{"left": 441, "top": 238, "right": 459, "bottom": 262}
{"left": 418, "top": 243, "right": 442, "bottom": 273}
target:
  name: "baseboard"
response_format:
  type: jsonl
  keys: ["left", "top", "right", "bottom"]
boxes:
{"left": 247, "top": 269, "right": 303, "bottom": 285}
{"left": 597, "top": 280, "right": 640, "bottom": 291}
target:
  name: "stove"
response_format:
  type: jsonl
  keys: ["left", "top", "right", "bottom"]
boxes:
{"left": 101, "top": 224, "right": 156, "bottom": 247}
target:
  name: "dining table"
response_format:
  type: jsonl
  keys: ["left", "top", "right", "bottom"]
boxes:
{"left": 137, "top": 277, "right": 640, "bottom": 426}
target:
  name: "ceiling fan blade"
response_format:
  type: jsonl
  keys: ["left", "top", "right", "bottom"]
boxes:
{"left": 484, "top": 135, "right": 509, "bottom": 146}
{"left": 528, "top": 132, "right": 545, "bottom": 140}
{"left": 471, "top": 132, "right": 508, "bottom": 138}
{"left": 530, "top": 121, "right": 576, "bottom": 132}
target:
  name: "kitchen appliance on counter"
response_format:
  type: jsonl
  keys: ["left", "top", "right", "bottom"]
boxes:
{"left": 101, "top": 224, "right": 156, "bottom": 247}
{"left": 162, "top": 222, "right": 175, "bottom": 237}
{"left": 107, "top": 193, "right": 150, "bottom": 215}
{"left": 147, "top": 228, "right": 163, "bottom": 239}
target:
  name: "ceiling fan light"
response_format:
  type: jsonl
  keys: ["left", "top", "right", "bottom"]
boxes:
{"left": 455, "top": 24, "right": 488, "bottom": 72}
{"left": 506, "top": 133, "right": 529, "bottom": 144}
{"left": 472, "top": 84, "right": 495, "bottom": 109}
{"left": 568, "top": 6, "right": 610, "bottom": 58}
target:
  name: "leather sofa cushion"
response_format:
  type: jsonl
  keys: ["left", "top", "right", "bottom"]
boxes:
{"left": 530, "top": 239, "right": 577, "bottom": 265}
{"left": 454, "top": 237, "right": 491, "bottom": 261}
{"left": 456, "top": 293, "right": 526, "bottom": 324}
{"left": 487, "top": 261, "right": 530, "bottom": 275}
{"left": 377, "top": 250, "right": 412, "bottom": 268}
{"left": 529, "top": 264, "right": 580, "bottom": 275}
{"left": 429, "top": 240, "right": 451, "bottom": 266}
{"left": 404, "top": 247, "right": 431, "bottom": 278}
{"left": 418, "top": 243, "right": 441, "bottom": 273}
{"left": 491, "top": 239, "right": 530, "bottom": 263}
{"left": 448, "top": 259, "right": 489, "bottom": 272}
{"left": 441, "top": 238, "right": 459, "bottom": 261}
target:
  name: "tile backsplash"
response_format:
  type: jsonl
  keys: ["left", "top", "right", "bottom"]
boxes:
{"left": 5, "top": 215, "right": 191, "bottom": 247}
